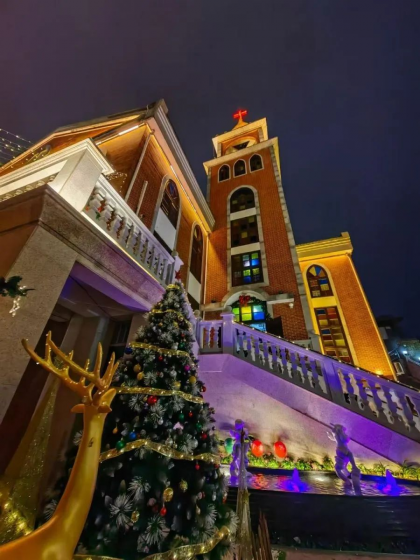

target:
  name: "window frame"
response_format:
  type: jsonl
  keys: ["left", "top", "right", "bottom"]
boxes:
{"left": 190, "top": 225, "right": 203, "bottom": 283}
{"left": 218, "top": 165, "right": 230, "bottom": 183}
{"left": 160, "top": 180, "right": 180, "bottom": 228}
{"left": 250, "top": 154, "right": 263, "bottom": 172}
{"left": 233, "top": 159, "right": 247, "bottom": 177}
{"left": 230, "top": 214, "right": 259, "bottom": 248}
{"left": 231, "top": 251, "right": 263, "bottom": 287}
{"left": 230, "top": 187, "right": 255, "bottom": 214}
{"left": 315, "top": 306, "right": 353, "bottom": 364}
{"left": 307, "top": 265, "right": 333, "bottom": 298}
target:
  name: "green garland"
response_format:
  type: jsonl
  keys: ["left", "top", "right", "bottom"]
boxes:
{"left": 0, "top": 276, "right": 32, "bottom": 299}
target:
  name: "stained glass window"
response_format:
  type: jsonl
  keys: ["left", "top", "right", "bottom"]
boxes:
{"left": 232, "top": 299, "right": 267, "bottom": 329}
{"left": 230, "top": 188, "right": 255, "bottom": 213}
{"left": 315, "top": 307, "right": 352, "bottom": 363}
{"left": 231, "top": 215, "right": 259, "bottom": 247}
{"left": 307, "top": 265, "right": 333, "bottom": 298}
{"left": 231, "top": 251, "right": 262, "bottom": 287}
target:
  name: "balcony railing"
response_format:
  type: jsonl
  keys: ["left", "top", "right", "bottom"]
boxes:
{"left": 83, "top": 178, "right": 176, "bottom": 286}
{"left": 197, "top": 313, "right": 420, "bottom": 443}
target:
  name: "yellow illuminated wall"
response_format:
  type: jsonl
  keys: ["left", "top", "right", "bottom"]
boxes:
{"left": 297, "top": 233, "right": 395, "bottom": 379}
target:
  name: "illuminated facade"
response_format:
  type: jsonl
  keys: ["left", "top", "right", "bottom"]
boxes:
{"left": 0, "top": 102, "right": 395, "bottom": 471}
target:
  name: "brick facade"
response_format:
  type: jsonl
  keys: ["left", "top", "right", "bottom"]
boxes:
{"left": 300, "top": 255, "right": 394, "bottom": 377}
{"left": 204, "top": 140, "right": 309, "bottom": 341}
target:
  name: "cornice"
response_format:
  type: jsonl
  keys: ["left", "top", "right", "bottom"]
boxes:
{"left": 296, "top": 233, "right": 353, "bottom": 260}
{"left": 0, "top": 138, "right": 114, "bottom": 188}
{"left": 203, "top": 138, "right": 278, "bottom": 172}
{"left": 152, "top": 107, "right": 215, "bottom": 231}
{"left": 211, "top": 118, "right": 268, "bottom": 151}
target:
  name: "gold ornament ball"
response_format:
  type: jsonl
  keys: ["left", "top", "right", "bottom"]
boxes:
{"left": 179, "top": 479, "right": 188, "bottom": 492}
{"left": 134, "top": 364, "right": 141, "bottom": 373}
{"left": 112, "top": 427, "right": 118, "bottom": 434}
{"left": 137, "top": 372, "right": 144, "bottom": 380}
{"left": 188, "top": 375, "right": 197, "bottom": 385}
{"left": 173, "top": 381, "right": 181, "bottom": 390}
{"left": 163, "top": 487, "right": 174, "bottom": 502}
{"left": 131, "top": 510, "right": 140, "bottom": 522}
{"left": 173, "top": 322, "right": 178, "bottom": 327}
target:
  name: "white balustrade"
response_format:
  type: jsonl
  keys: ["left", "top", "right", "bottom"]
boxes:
{"left": 84, "top": 180, "right": 176, "bottom": 286}
{"left": 197, "top": 314, "right": 420, "bottom": 443}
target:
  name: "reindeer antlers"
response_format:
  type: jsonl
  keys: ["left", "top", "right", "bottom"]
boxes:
{"left": 22, "top": 332, "right": 119, "bottom": 405}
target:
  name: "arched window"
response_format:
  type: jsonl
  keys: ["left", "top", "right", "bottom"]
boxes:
{"left": 234, "top": 159, "right": 246, "bottom": 177}
{"left": 307, "top": 265, "right": 333, "bottom": 298}
{"left": 250, "top": 154, "right": 263, "bottom": 172}
{"left": 190, "top": 226, "right": 203, "bottom": 282}
{"left": 160, "top": 180, "right": 179, "bottom": 228}
{"left": 230, "top": 188, "right": 255, "bottom": 213}
{"left": 218, "top": 165, "right": 230, "bottom": 182}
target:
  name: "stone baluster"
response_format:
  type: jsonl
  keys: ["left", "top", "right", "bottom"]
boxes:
{"left": 381, "top": 385, "right": 399, "bottom": 425}
{"left": 236, "top": 329, "right": 244, "bottom": 357}
{"left": 124, "top": 222, "right": 134, "bottom": 251}
{"left": 140, "top": 238, "right": 149, "bottom": 263}
{"left": 394, "top": 390, "right": 417, "bottom": 433}
{"left": 154, "top": 253, "right": 161, "bottom": 276}
{"left": 366, "top": 379, "right": 387, "bottom": 421}
{"left": 262, "top": 339, "right": 270, "bottom": 369}
{"left": 159, "top": 258, "right": 168, "bottom": 282}
{"left": 271, "top": 342, "right": 280, "bottom": 374}
{"left": 298, "top": 354, "right": 307, "bottom": 385}
{"left": 118, "top": 217, "right": 130, "bottom": 247}
{"left": 279, "top": 347, "right": 288, "bottom": 377}
{"left": 340, "top": 369, "right": 357, "bottom": 407}
{"left": 290, "top": 352, "right": 298, "bottom": 380}
{"left": 86, "top": 187, "right": 103, "bottom": 215}
{"left": 99, "top": 197, "right": 114, "bottom": 229}
{"left": 109, "top": 208, "right": 123, "bottom": 238}
{"left": 308, "top": 358, "right": 319, "bottom": 390}
{"left": 246, "top": 332, "right": 252, "bottom": 361}
{"left": 354, "top": 375, "right": 370, "bottom": 413}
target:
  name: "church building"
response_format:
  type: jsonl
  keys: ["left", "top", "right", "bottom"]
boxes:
{"left": 0, "top": 100, "right": 399, "bottom": 473}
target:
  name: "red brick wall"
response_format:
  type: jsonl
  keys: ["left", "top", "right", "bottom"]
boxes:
{"left": 205, "top": 146, "right": 308, "bottom": 341}
{"left": 300, "top": 256, "right": 393, "bottom": 377}
{"left": 124, "top": 135, "right": 207, "bottom": 290}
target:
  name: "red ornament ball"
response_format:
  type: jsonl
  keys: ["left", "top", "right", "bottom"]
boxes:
{"left": 188, "top": 411, "right": 193, "bottom": 418}
{"left": 147, "top": 396, "right": 158, "bottom": 406}
{"left": 273, "top": 440, "right": 287, "bottom": 459}
{"left": 201, "top": 433, "right": 208, "bottom": 440}
{"left": 195, "top": 463, "right": 200, "bottom": 470}
{"left": 251, "top": 440, "right": 264, "bottom": 457}
{"left": 160, "top": 507, "right": 167, "bottom": 516}
{"left": 201, "top": 386, "right": 207, "bottom": 393}
{"left": 158, "top": 356, "right": 163, "bottom": 361}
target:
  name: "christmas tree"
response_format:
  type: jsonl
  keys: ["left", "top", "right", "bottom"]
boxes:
{"left": 44, "top": 281, "right": 236, "bottom": 560}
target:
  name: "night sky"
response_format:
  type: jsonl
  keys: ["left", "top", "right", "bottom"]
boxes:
{"left": 1, "top": 1, "right": 419, "bottom": 335}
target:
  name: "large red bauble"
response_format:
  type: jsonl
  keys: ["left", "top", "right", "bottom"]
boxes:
{"left": 147, "top": 396, "right": 158, "bottom": 406}
{"left": 251, "top": 440, "right": 264, "bottom": 457}
{"left": 273, "top": 440, "right": 287, "bottom": 459}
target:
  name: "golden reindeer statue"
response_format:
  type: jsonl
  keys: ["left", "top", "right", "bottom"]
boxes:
{"left": 0, "top": 332, "right": 119, "bottom": 560}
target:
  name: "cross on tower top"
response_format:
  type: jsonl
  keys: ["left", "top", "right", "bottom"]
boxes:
{"left": 233, "top": 109, "right": 248, "bottom": 121}
{"left": 232, "top": 109, "right": 248, "bottom": 130}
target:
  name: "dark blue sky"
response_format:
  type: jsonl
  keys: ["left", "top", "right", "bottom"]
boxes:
{"left": 1, "top": 1, "right": 419, "bottom": 334}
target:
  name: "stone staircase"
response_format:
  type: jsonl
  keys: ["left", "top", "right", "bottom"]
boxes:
{"left": 196, "top": 312, "right": 420, "bottom": 464}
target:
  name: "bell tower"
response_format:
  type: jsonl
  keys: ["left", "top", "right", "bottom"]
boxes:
{"left": 203, "top": 111, "right": 317, "bottom": 347}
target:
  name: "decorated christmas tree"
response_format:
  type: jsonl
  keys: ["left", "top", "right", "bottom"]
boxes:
{"left": 44, "top": 280, "right": 236, "bottom": 560}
